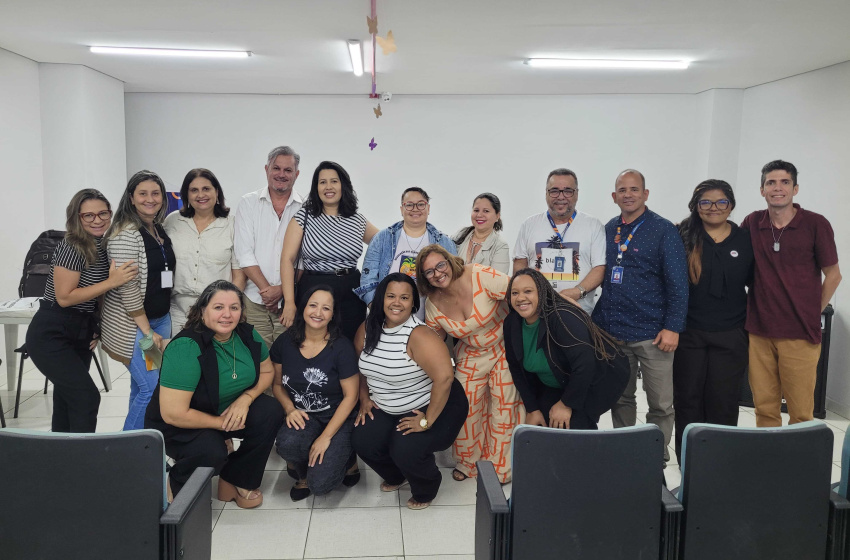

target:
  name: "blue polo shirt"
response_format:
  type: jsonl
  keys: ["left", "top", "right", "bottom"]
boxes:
{"left": 591, "top": 208, "right": 688, "bottom": 342}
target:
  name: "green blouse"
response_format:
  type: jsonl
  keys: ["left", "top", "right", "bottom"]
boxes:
{"left": 159, "top": 328, "right": 269, "bottom": 414}
{"left": 521, "top": 319, "right": 563, "bottom": 389}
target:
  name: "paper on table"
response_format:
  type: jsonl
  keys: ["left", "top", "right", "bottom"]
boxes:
{"left": 0, "top": 297, "right": 40, "bottom": 311}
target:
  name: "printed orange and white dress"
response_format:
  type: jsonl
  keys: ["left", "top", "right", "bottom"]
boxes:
{"left": 425, "top": 264, "right": 524, "bottom": 482}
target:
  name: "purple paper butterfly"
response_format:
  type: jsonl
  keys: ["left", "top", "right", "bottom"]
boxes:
{"left": 369, "top": 137, "right": 377, "bottom": 150}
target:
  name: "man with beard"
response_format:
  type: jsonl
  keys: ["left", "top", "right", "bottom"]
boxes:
{"left": 513, "top": 168, "right": 606, "bottom": 313}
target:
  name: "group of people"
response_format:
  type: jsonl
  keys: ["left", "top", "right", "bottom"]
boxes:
{"left": 24, "top": 144, "right": 841, "bottom": 511}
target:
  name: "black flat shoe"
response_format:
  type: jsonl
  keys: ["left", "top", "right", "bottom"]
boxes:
{"left": 342, "top": 462, "right": 361, "bottom": 487}
{"left": 290, "top": 480, "right": 311, "bottom": 502}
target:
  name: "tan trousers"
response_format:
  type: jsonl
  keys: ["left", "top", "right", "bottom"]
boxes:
{"left": 243, "top": 298, "right": 285, "bottom": 349}
{"left": 748, "top": 334, "right": 821, "bottom": 427}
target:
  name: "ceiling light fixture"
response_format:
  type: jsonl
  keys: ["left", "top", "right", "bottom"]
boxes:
{"left": 348, "top": 40, "right": 364, "bottom": 76}
{"left": 525, "top": 58, "right": 689, "bottom": 70}
{"left": 90, "top": 46, "right": 251, "bottom": 58}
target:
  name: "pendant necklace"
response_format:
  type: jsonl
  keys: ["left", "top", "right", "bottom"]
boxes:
{"left": 770, "top": 221, "right": 788, "bottom": 252}
{"left": 222, "top": 336, "right": 238, "bottom": 380}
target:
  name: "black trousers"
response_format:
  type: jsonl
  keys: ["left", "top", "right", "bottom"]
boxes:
{"left": 351, "top": 379, "right": 469, "bottom": 503}
{"left": 298, "top": 270, "right": 366, "bottom": 342}
{"left": 533, "top": 384, "right": 601, "bottom": 430}
{"left": 25, "top": 303, "right": 100, "bottom": 433}
{"left": 155, "top": 394, "right": 284, "bottom": 495}
{"left": 672, "top": 327, "right": 748, "bottom": 463}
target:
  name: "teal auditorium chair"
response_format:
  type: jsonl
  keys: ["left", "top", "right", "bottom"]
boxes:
{"left": 676, "top": 421, "right": 848, "bottom": 560}
{"left": 0, "top": 429, "right": 213, "bottom": 560}
{"left": 475, "top": 424, "right": 682, "bottom": 560}
{"left": 831, "top": 428, "right": 850, "bottom": 559}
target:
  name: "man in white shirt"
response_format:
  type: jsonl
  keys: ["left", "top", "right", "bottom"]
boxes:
{"left": 234, "top": 146, "right": 304, "bottom": 347}
{"left": 513, "top": 168, "right": 606, "bottom": 313}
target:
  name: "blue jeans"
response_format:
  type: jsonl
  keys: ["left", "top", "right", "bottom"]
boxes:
{"left": 124, "top": 314, "right": 171, "bottom": 431}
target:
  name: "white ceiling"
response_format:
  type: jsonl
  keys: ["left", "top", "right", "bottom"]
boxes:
{"left": 1, "top": 0, "right": 849, "bottom": 95}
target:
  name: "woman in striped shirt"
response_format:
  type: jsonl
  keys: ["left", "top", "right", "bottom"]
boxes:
{"left": 279, "top": 161, "right": 378, "bottom": 341}
{"left": 351, "top": 273, "right": 468, "bottom": 510}
{"left": 25, "top": 189, "right": 138, "bottom": 432}
{"left": 101, "top": 171, "right": 176, "bottom": 431}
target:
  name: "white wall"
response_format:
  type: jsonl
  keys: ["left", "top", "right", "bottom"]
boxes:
{"left": 736, "top": 61, "right": 850, "bottom": 415}
{"left": 125, "top": 93, "right": 711, "bottom": 251}
{"left": 0, "top": 48, "right": 45, "bottom": 365}
{"left": 39, "top": 64, "right": 127, "bottom": 228}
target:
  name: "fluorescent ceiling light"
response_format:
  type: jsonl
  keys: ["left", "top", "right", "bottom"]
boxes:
{"left": 90, "top": 46, "right": 250, "bottom": 58}
{"left": 525, "top": 58, "right": 689, "bottom": 70}
{"left": 348, "top": 40, "right": 363, "bottom": 76}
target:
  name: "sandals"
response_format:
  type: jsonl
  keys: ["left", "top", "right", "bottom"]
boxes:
{"left": 290, "top": 479, "right": 311, "bottom": 502}
{"left": 380, "top": 479, "right": 409, "bottom": 492}
{"left": 406, "top": 497, "right": 431, "bottom": 510}
{"left": 218, "top": 478, "right": 263, "bottom": 509}
{"left": 452, "top": 468, "right": 469, "bottom": 482}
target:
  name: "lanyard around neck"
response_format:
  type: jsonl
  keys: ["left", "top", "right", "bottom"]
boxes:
{"left": 615, "top": 218, "right": 646, "bottom": 264}
{"left": 546, "top": 211, "right": 576, "bottom": 245}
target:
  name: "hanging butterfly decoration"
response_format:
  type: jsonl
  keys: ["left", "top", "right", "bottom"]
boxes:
{"left": 376, "top": 30, "right": 397, "bottom": 55}
{"left": 369, "top": 137, "right": 378, "bottom": 150}
{"left": 374, "top": 104, "right": 382, "bottom": 118}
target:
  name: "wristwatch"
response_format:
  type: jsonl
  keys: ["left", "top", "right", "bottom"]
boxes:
{"left": 577, "top": 285, "right": 587, "bottom": 300}
{"left": 419, "top": 417, "right": 430, "bottom": 430}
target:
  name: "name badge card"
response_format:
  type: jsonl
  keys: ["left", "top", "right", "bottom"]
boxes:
{"left": 161, "top": 270, "right": 174, "bottom": 288}
{"left": 540, "top": 247, "right": 574, "bottom": 277}
{"left": 611, "top": 266, "right": 624, "bottom": 284}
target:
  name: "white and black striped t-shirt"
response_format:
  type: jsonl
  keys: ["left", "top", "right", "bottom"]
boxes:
{"left": 358, "top": 316, "right": 433, "bottom": 415}
{"left": 43, "top": 238, "right": 109, "bottom": 313}
{"left": 294, "top": 208, "right": 366, "bottom": 272}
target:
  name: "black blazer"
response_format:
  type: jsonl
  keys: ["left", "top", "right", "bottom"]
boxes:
{"left": 504, "top": 308, "right": 629, "bottom": 416}
{"left": 145, "top": 322, "right": 262, "bottom": 437}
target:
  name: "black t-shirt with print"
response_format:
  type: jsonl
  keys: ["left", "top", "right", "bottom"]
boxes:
{"left": 269, "top": 334, "right": 358, "bottom": 412}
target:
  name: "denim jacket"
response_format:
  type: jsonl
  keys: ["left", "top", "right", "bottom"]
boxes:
{"left": 353, "top": 220, "right": 458, "bottom": 305}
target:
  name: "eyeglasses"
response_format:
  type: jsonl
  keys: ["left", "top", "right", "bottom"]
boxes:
{"left": 79, "top": 210, "right": 113, "bottom": 223}
{"left": 547, "top": 188, "right": 576, "bottom": 198}
{"left": 697, "top": 199, "right": 730, "bottom": 211}
{"left": 402, "top": 201, "right": 428, "bottom": 211}
{"left": 423, "top": 260, "right": 449, "bottom": 279}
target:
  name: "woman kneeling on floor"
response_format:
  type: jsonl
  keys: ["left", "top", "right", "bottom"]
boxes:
{"left": 145, "top": 280, "right": 283, "bottom": 508}
{"left": 271, "top": 284, "right": 361, "bottom": 501}
{"left": 352, "top": 273, "right": 469, "bottom": 510}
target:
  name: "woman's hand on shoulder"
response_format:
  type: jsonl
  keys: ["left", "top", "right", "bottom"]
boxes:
{"left": 286, "top": 409, "right": 309, "bottom": 430}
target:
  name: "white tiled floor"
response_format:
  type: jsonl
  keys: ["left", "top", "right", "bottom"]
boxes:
{"left": 2, "top": 355, "right": 846, "bottom": 560}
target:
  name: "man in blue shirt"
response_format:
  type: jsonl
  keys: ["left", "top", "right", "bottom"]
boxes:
{"left": 592, "top": 169, "right": 688, "bottom": 465}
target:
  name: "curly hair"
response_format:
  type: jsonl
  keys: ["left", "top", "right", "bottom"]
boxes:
{"left": 507, "top": 268, "right": 622, "bottom": 370}
{"left": 363, "top": 273, "right": 420, "bottom": 355}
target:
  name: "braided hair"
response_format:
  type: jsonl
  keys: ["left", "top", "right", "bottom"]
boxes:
{"left": 508, "top": 268, "right": 622, "bottom": 371}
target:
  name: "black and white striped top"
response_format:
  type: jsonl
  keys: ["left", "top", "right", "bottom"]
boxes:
{"left": 43, "top": 238, "right": 109, "bottom": 313}
{"left": 295, "top": 208, "right": 366, "bottom": 272}
{"left": 358, "top": 316, "right": 433, "bottom": 415}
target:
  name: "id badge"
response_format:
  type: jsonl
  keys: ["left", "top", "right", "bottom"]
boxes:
{"left": 611, "top": 266, "right": 624, "bottom": 284}
{"left": 161, "top": 270, "right": 174, "bottom": 288}
{"left": 554, "top": 256, "right": 565, "bottom": 272}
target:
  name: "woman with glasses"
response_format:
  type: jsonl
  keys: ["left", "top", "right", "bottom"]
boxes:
{"left": 164, "top": 168, "right": 245, "bottom": 333}
{"left": 416, "top": 244, "right": 523, "bottom": 484}
{"left": 25, "top": 189, "right": 138, "bottom": 432}
{"left": 354, "top": 187, "right": 457, "bottom": 319}
{"left": 673, "top": 179, "right": 754, "bottom": 463}
{"left": 102, "top": 170, "right": 177, "bottom": 431}
{"left": 453, "top": 193, "right": 510, "bottom": 273}
{"left": 279, "top": 161, "right": 378, "bottom": 340}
